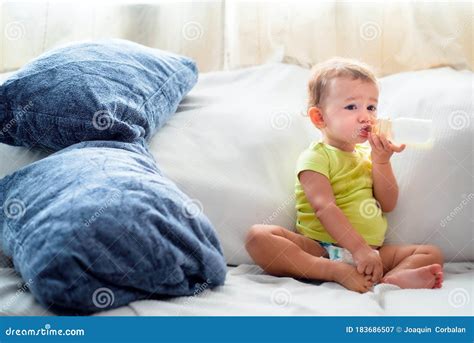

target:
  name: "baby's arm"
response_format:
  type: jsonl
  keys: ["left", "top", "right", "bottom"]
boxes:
{"left": 299, "top": 170, "right": 367, "bottom": 251}
{"left": 299, "top": 170, "right": 383, "bottom": 281}
{"left": 368, "top": 133, "right": 406, "bottom": 212}
{"left": 372, "top": 161, "right": 399, "bottom": 212}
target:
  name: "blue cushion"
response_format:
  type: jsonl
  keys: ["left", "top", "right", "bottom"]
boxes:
{"left": 0, "top": 139, "right": 226, "bottom": 314}
{"left": 0, "top": 39, "right": 197, "bottom": 152}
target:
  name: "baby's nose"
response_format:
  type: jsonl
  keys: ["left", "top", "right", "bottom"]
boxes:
{"left": 359, "top": 115, "right": 371, "bottom": 123}
{"left": 360, "top": 111, "right": 375, "bottom": 122}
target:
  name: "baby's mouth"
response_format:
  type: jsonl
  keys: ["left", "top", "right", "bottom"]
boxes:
{"left": 360, "top": 125, "right": 372, "bottom": 135}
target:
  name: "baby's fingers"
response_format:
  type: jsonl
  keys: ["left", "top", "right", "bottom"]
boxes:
{"left": 372, "top": 264, "right": 384, "bottom": 283}
{"left": 390, "top": 142, "right": 406, "bottom": 153}
{"left": 365, "top": 263, "right": 374, "bottom": 277}
{"left": 370, "top": 133, "right": 384, "bottom": 150}
{"left": 357, "top": 261, "right": 367, "bottom": 274}
{"left": 379, "top": 135, "right": 392, "bottom": 151}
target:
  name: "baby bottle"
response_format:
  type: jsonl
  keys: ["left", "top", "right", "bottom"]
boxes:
{"left": 373, "top": 117, "right": 434, "bottom": 148}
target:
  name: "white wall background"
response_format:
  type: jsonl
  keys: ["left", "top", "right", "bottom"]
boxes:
{"left": 0, "top": 0, "right": 472, "bottom": 75}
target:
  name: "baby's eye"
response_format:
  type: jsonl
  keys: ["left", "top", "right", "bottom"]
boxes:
{"left": 368, "top": 105, "right": 377, "bottom": 111}
{"left": 345, "top": 104, "right": 356, "bottom": 110}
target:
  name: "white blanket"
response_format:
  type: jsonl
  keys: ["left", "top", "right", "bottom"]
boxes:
{"left": 0, "top": 262, "right": 472, "bottom": 316}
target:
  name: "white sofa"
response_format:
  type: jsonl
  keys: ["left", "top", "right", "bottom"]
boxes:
{"left": 0, "top": 63, "right": 472, "bottom": 316}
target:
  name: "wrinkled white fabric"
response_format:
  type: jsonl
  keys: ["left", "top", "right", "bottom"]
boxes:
{"left": 1, "top": 263, "right": 472, "bottom": 316}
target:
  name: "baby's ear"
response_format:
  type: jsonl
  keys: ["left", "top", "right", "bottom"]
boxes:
{"left": 308, "top": 107, "right": 325, "bottom": 129}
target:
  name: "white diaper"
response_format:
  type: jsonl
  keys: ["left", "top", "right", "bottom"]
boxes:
{"left": 319, "top": 242, "right": 379, "bottom": 266}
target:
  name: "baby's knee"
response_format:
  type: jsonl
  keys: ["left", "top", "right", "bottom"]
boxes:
{"left": 425, "top": 244, "right": 444, "bottom": 265}
{"left": 245, "top": 225, "right": 267, "bottom": 249}
{"left": 245, "top": 224, "right": 284, "bottom": 249}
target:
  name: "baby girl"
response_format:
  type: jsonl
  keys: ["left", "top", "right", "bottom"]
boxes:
{"left": 245, "top": 57, "right": 443, "bottom": 293}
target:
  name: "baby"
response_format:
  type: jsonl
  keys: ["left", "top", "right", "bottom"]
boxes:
{"left": 245, "top": 57, "right": 444, "bottom": 293}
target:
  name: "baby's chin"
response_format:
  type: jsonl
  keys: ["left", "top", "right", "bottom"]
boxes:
{"left": 354, "top": 132, "right": 369, "bottom": 143}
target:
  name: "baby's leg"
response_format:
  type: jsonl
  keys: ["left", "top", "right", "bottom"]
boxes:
{"left": 245, "top": 225, "right": 373, "bottom": 293}
{"left": 378, "top": 244, "right": 444, "bottom": 289}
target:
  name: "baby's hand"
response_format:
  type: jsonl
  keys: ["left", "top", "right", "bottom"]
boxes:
{"left": 352, "top": 246, "right": 383, "bottom": 282}
{"left": 368, "top": 132, "right": 406, "bottom": 164}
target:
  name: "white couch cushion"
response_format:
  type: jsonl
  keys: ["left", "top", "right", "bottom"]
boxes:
{"left": 148, "top": 63, "right": 316, "bottom": 265}
{"left": 377, "top": 67, "right": 473, "bottom": 262}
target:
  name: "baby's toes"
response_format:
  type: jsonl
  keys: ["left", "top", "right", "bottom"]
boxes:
{"left": 434, "top": 272, "right": 443, "bottom": 288}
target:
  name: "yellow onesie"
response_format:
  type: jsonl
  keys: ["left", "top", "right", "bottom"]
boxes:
{"left": 294, "top": 141, "right": 387, "bottom": 246}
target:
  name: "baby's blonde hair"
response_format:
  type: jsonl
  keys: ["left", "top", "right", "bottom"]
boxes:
{"left": 307, "top": 57, "right": 378, "bottom": 110}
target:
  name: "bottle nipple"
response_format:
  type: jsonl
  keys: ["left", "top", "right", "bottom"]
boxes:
{"left": 373, "top": 118, "right": 393, "bottom": 140}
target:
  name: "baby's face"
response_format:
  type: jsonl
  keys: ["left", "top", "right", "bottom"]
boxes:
{"left": 320, "top": 76, "right": 378, "bottom": 145}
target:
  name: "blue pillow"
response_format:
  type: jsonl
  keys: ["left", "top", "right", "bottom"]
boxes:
{"left": 0, "top": 139, "right": 226, "bottom": 314}
{"left": 0, "top": 39, "right": 197, "bottom": 152}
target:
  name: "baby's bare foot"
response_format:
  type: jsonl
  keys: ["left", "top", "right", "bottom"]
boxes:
{"left": 333, "top": 263, "right": 373, "bottom": 293}
{"left": 381, "top": 264, "right": 443, "bottom": 289}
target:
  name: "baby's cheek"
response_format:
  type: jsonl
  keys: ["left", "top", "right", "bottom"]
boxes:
{"left": 344, "top": 123, "right": 358, "bottom": 138}
{"left": 331, "top": 117, "right": 348, "bottom": 132}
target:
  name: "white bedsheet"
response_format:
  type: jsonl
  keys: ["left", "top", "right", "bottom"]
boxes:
{"left": 0, "top": 261, "right": 472, "bottom": 316}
